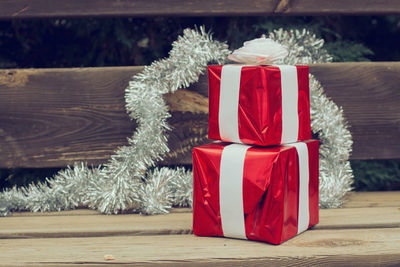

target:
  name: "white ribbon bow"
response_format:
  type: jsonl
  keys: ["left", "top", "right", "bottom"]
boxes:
{"left": 228, "top": 37, "right": 288, "bottom": 65}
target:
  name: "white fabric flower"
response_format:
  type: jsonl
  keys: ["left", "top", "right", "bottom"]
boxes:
{"left": 228, "top": 37, "right": 288, "bottom": 65}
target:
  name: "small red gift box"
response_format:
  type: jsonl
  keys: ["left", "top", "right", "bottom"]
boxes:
{"left": 208, "top": 65, "right": 311, "bottom": 146}
{"left": 192, "top": 140, "right": 319, "bottom": 244}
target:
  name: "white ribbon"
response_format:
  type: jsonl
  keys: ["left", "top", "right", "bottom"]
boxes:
{"left": 219, "top": 143, "right": 250, "bottom": 239}
{"left": 219, "top": 142, "right": 310, "bottom": 239}
{"left": 218, "top": 65, "right": 243, "bottom": 143}
{"left": 218, "top": 65, "right": 299, "bottom": 144}
{"left": 286, "top": 142, "right": 310, "bottom": 234}
{"left": 275, "top": 65, "right": 299, "bottom": 144}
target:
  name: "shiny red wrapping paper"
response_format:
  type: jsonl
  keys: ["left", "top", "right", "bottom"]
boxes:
{"left": 208, "top": 65, "right": 311, "bottom": 146}
{"left": 192, "top": 140, "right": 319, "bottom": 245}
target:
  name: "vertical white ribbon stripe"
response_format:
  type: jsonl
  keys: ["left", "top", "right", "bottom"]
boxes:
{"left": 276, "top": 65, "right": 299, "bottom": 144}
{"left": 218, "top": 65, "right": 243, "bottom": 143}
{"left": 219, "top": 143, "right": 250, "bottom": 239}
{"left": 288, "top": 142, "right": 310, "bottom": 234}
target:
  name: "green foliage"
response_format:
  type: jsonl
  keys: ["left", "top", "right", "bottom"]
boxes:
{"left": 0, "top": 168, "right": 61, "bottom": 190}
{"left": 0, "top": 18, "right": 173, "bottom": 67}
{"left": 324, "top": 41, "right": 374, "bottom": 62}
{"left": 351, "top": 160, "right": 400, "bottom": 191}
{"left": 0, "top": 16, "right": 390, "bottom": 67}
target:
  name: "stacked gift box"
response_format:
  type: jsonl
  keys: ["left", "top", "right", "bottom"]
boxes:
{"left": 192, "top": 64, "right": 319, "bottom": 245}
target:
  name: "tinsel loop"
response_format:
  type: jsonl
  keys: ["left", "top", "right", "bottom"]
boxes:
{"left": 269, "top": 29, "right": 353, "bottom": 207}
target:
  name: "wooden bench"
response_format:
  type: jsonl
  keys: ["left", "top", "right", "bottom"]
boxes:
{"left": 1, "top": 192, "right": 399, "bottom": 265}
{"left": 0, "top": 1, "right": 400, "bottom": 266}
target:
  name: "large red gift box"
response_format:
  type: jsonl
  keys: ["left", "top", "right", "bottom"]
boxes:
{"left": 192, "top": 140, "right": 319, "bottom": 244}
{"left": 208, "top": 65, "right": 311, "bottom": 146}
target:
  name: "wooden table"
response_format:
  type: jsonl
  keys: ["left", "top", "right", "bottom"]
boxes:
{"left": 1, "top": 191, "right": 399, "bottom": 266}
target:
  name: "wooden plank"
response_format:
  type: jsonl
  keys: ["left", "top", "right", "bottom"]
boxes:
{"left": 1, "top": 229, "right": 399, "bottom": 266}
{"left": 316, "top": 207, "right": 400, "bottom": 230}
{"left": 309, "top": 62, "right": 400, "bottom": 160}
{"left": 1, "top": 62, "right": 400, "bottom": 168}
{"left": 8, "top": 191, "right": 398, "bottom": 217}
{"left": 1, "top": 207, "right": 399, "bottom": 238}
{"left": 1, "top": 207, "right": 399, "bottom": 239}
{"left": 2, "top": 190, "right": 400, "bottom": 239}
{"left": 343, "top": 191, "right": 400, "bottom": 208}
{"left": 0, "top": 192, "right": 398, "bottom": 265}
{"left": 0, "top": 211, "right": 192, "bottom": 239}
{"left": 159, "top": 255, "right": 400, "bottom": 267}
{"left": 9, "top": 207, "right": 191, "bottom": 217}
{"left": 1, "top": 0, "right": 400, "bottom": 19}
{"left": 0, "top": 67, "right": 137, "bottom": 168}
{"left": 0, "top": 67, "right": 209, "bottom": 168}
{"left": 6, "top": 191, "right": 397, "bottom": 216}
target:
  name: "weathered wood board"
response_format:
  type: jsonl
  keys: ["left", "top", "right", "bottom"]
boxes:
{"left": 1, "top": 206, "right": 399, "bottom": 239}
{"left": 1, "top": 229, "right": 400, "bottom": 266}
{"left": 1, "top": 62, "right": 400, "bottom": 168}
{"left": 1, "top": 0, "right": 400, "bottom": 19}
{"left": 343, "top": 191, "right": 400, "bottom": 208}
{"left": 0, "top": 192, "right": 399, "bottom": 266}
{"left": 2, "top": 192, "right": 399, "bottom": 239}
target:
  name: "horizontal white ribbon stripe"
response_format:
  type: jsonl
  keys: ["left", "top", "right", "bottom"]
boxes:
{"left": 218, "top": 65, "right": 243, "bottom": 143}
{"left": 219, "top": 143, "right": 250, "bottom": 239}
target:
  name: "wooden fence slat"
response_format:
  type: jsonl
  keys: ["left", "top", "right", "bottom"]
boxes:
{"left": 1, "top": 0, "right": 400, "bottom": 19}
{"left": 0, "top": 67, "right": 139, "bottom": 168}
{"left": 1, "top": 62, "right": 400, "bottom": 168}
{"left": 0, "top": 66, "right": 209, "bottom": 168}
{"left": 309, "top": 62, "right": 400, "bottom": 160}
{"left": 1, "top": 229, "right": 400, "bottom": 266}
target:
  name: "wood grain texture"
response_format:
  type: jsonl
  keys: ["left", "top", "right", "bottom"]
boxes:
{"left": 158, "top": 255, "right": 400, "bottom": 267}
{"left": 309, "top": 62, "right": 400, "bottom": 160}
{"left": 1, "top": 229, "right": 400, "bottom": 266}
{"left": 1, "top": 207, "right": 399, "bottom": 239}
{"left": 0, "top": 67, "right": 209, "bottom": 168}
{"left": 0, "top": 211, "right": 192, "bottom": 239}
{"left": 8, "top": 191, "right": 397, "bottom": 217}
{"left": 1, "top": 0, "right": 400, "bottom": 19}
{"left": 343, "top": 191, "right": 400, "bottom": 208}
{"left": 1, "top": 192, "right": 399, "bottom": 239}
{"left": 0, "top": 192, "right": 399, "bottom": 265}
{"left": 0, "top": 67, "right": 138, "bottom": 168}
{"left": 1, "top": 62, "right": 400, "bottom": 168}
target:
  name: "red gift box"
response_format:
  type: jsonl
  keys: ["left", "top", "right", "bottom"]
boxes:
{"left": 192, "top": 140, "right": 319, "bottom": 244}
{"left": 208, "top": 65, "right": 311, "bottom": 146}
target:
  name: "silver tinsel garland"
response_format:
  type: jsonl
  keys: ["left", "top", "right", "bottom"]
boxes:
{"left": 270, "top": 29, "right": 353, "bottom": 207}
{"left": 0, "top": 27, "right": 353, "bottom": 216}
